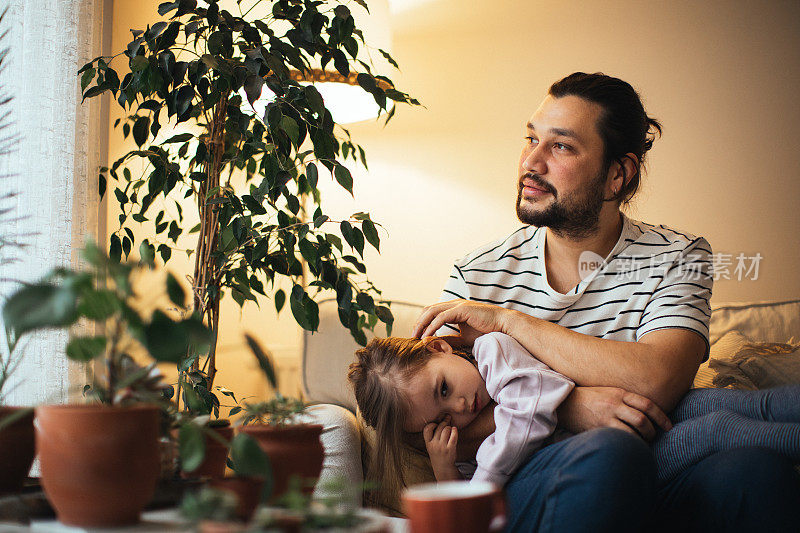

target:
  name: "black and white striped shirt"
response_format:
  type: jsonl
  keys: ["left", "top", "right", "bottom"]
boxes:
{"left": 438, "top": 215, "right": 713, "bottom": 355}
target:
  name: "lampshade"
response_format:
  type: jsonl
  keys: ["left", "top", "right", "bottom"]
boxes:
{"left": 239, "top": 0, "right": 393, "bottom": 125}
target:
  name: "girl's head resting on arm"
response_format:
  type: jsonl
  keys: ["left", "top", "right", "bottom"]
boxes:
{"left": 348, "top": 335, "right": 489, "bottom": 443}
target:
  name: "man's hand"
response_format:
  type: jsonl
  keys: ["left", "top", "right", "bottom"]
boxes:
{"left": 423, "top": 417, "right": 462, "bottom": 481}
{"left": 413, "top": 299, "right": 513, "bottom": 340}
{"left": 556, "top": 386, "right": 673, "bottom": 441}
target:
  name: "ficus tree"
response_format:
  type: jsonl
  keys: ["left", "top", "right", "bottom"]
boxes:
{"left": 78, "top": 0, "right": 418, "bottom": 400}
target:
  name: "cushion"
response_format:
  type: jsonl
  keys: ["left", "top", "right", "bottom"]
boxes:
{"left": 302, "top": 404, "right": 364, "bottom": 508}
{"left": 692, "top": 331, "right": 751, "bottom": 388}
{"left": 710, "top": 339, "right": 800, "bottom": 390}
{"left": 302, "top": 300, "right": 424, "bottom": 410}
{"left": 709, "top": 299, "right": 800, "bottom": 345}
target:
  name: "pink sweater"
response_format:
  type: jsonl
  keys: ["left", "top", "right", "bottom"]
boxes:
{"left": 470, "top": 332, "right": 575, "bottom": 486}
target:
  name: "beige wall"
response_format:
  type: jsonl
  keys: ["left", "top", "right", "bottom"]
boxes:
{"left": 108, "top": 0, "right": 800, "bottom": 403}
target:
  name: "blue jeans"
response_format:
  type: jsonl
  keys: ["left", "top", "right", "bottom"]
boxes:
{"left": 505, "top": 428, "right": 800, "bottom": 532}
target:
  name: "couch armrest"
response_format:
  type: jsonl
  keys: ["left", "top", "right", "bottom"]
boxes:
{"left": 304, "top": 404, "right": 363, "bottom": 507}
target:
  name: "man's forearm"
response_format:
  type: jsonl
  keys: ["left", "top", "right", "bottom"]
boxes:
{"left": 500, "top": 310, "right": 701, "bottom": 411}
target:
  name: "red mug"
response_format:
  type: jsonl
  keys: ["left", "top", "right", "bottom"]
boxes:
{"left": 402, "top": 481, "right": 506, "bottom": 533}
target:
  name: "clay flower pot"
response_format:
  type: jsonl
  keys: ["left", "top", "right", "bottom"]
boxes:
{"left": 0, "top": 406, "right": 35, "bottom": 494}
{"left": 35, "top": 404, "right": 160, "bottom": 527}
{"left": 238, "top": 424, "right": 323, "bottom": 499}
{"left": 182, "top": 424, "right": 234, "bottom": 479}
{"left": 209, "top": 476, "right": 264, "bottom": 521}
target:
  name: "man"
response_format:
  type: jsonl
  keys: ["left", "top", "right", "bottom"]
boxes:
{"left": 412, "top": 72, "right": 800, "bottom": 532}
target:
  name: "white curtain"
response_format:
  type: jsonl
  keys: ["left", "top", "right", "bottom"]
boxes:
{"left": 0, "top": 0, "right": 109, "bottom": 406}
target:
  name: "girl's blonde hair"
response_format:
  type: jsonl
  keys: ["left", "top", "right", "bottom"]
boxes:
{"left": 347, "top": 337, "right": 473, "bottom": 494}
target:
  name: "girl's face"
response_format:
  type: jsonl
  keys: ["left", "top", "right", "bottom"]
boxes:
{"left": 399, "top": 340, "right": 491, "bottom": 432}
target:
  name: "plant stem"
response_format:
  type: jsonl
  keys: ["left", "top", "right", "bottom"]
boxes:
{"left": 191, "top": 88, "right": 230, "bottom": 389}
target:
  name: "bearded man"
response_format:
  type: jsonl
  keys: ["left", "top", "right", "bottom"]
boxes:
{"left": 413, "top": 72, "right": 800, "bottom": 532}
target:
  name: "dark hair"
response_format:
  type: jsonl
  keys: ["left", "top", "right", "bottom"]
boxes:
{"left": 348, "top": 337, "right": 473, "bottom": 498}
{"left": 549, "top": 72, "right": 662, "bottom": 204}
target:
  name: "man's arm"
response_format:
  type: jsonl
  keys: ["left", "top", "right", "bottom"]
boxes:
{"left": 416, "top": 302, "right": 703, "bottom": 412}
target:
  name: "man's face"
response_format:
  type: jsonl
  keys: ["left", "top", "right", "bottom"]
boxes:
{"left": 516, "top": 95, "right": 611, "bottom": 238}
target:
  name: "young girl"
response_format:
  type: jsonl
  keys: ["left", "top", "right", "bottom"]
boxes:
{"left": 348, "top": 332, "right": 800, "bottom": 487}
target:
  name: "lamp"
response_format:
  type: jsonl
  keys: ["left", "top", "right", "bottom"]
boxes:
{"left": 240, "top": 0, "right": 393, "bottom": 125}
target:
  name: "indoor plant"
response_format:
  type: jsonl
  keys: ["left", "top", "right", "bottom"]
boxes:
{"left": 237, "top": 333, "right": 323, "bottom": 500}
{"left": 1, "top": 241, "right": 211, "bottom": 527}
{"left": 79, "top": 0, "right": 417, "bottom": 399}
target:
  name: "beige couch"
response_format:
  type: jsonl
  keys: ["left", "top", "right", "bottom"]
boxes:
{"left": 303, "top": 298, "right": 800, "bottom": 511}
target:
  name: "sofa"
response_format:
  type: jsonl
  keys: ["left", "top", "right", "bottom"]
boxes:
{"left": 303, "top": 298, "right": 800, "bottom": 513}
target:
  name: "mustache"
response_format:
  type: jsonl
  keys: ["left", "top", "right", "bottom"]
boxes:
{"left": 519, "top": 173, "right": 555, "bottom": 195}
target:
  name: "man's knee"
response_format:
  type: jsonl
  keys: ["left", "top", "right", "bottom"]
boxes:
{"left": 506, "top": 428, "right": 656, "bottom": 532}
{"left": 568, "top": 428, "right": 657, "bottom": 491}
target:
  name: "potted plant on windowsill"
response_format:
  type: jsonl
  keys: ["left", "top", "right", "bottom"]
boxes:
{"left": 1, "top": 242, "right": 211, "bottom": 527}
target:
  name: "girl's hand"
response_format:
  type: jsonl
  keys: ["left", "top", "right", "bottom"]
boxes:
{"left": 424, "top": 417, "right": 461, "bottom": 481}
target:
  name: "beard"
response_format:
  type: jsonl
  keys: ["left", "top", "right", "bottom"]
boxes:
{"left": 516, "top": 167, "right": 608, "bottom": 239}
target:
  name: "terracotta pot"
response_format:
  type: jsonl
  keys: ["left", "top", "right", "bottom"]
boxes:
{"left": 238, "top": 424, "right": 324, "bottom": 499}
{"left": 182, "top": 425, "right": 233, "bottom": 479}
{"left": 0, "top": 406, "right": 35, "bottom": 494}
{"left": 35, "top": 404, "right": 160, "bottom": 527}
{"left": 209, "top": 476, "right": 264, "bottom": 521}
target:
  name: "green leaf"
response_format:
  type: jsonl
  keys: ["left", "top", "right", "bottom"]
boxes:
{"left": 334, "top": 164, "right": 353, "bottom": 194}
{"left": 243, "top": 74, "right": 264, "bottom": 105}
{"left": 132, "top": 115, "right": 150, "bottom": 147}
{"left": 356, "top": 292, "right": 375, "bottom": 313}
{"left": 303, "top": 85, "right": 325, "bottom": 115}
{"left": 168, "top": 221, "right": 181, "bottom": 242}
{"left": 275, "top": 289, "right": 285, "bottom": 313}
{"left": 66, "top": 335, "right": 107, "bottom": 361}
{"left": 158, "top": 244, "right": 172, "bottom": 262}
{"left": 166, "top": 272, "right": 185, "bottom": 307}
{"left": 230, "top": 433, "right": 272, "bottom": 501}
{"left": 81, "top": 68, "right": 96, "bottom": 91}
{"left": 163, "top": 132, "right": 193, "bottom": 143}
{"left": 379, "top": 48, "right": 399, "bottom": 69}
{"left": 77, "top": 289, "right": 120, "bottom": 320}
{"left": 178, "top": 423, "right": 206, "bottom": 473}
{"left": 362, "top": 219, "right": 380, "bottom": 252}
{"left": 279, "top": 116, "right": 299, "bottom": 147}
{"left": 143, "top": 310, "right": 209, "bottom": 362}
{"left": 130, "top": 55, "right": 149, "bottom": 72}
{"left": 375, "top": 305, "right": 394, "bottom": 329}
{"left": 2, "top": 283, "right": 79, "bottom": 337}
{"left": 306, "top": 162, "right": 318, "bottom": 188}
{"left": 244, "top": 333, "right": 277, "bottom": 389}
{"left": 140, "top": 240, "right": 155, "bottom": 265}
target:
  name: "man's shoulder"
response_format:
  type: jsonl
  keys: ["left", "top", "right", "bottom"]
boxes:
{"left": 624, "top": 217, "right": 711, "bottom": 255}
{"left": 454, "top": 226, "right": 541, "bottom": 269}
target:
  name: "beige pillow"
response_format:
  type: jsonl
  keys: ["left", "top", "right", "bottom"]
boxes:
{"left": 710, "top": 339, "right": 800, "bottom": 389}
{"left": 693, "top": 330, "right": 751, "bottom": 388}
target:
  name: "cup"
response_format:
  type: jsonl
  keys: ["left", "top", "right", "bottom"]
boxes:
{"left": 402, "top": 480, "right": 506, "bottom": 533}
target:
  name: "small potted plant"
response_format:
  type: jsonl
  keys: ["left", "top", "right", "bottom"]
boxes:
{"left": 237, "top": 334, "right": 324, "bottom": 500}
{"left": 1, "top": 242, "right": 211, "bottom": 527}
{"left": 174, "top": 371, "right": 238, "bottom": 480}
{"left": 182, "top": 430, "right": 273, "bottom": 528}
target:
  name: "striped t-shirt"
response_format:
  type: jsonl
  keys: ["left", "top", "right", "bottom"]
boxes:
{"left": 438, "top": 214, "right": 713, "bottom": 355}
